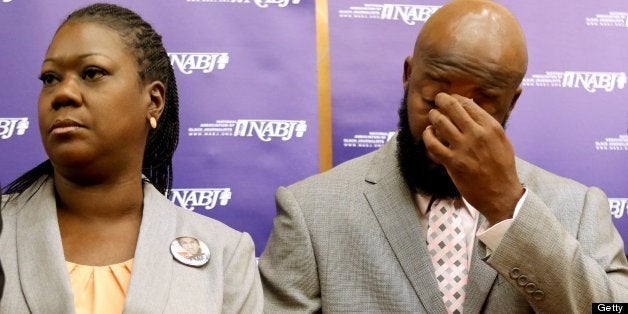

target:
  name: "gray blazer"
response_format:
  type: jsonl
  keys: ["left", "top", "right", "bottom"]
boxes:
{"left": 1, "top": 178, "right": 263, "bottom": 313}
{"left": 259, "top": 136, "right": 628, "bottom": 313}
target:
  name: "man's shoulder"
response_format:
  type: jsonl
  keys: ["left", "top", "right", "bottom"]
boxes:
{"left": 514, "top": 158, "right": 606, "bottom": 212}
{"left": 516, "top": 157, "right": 588, "bottom": 192}
{"left": 287, "top": 148, "right": 384, "bottom": 193}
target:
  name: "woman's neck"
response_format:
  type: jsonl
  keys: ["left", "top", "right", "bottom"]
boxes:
{"left": 54, "top": 173, "right": 145, "bottom": 266}
{"left": 53, "top": 173, "right": 144, "bottom": 218}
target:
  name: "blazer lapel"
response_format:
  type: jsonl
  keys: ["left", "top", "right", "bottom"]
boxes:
{"left": 363, "top": 138, "right": 447, "bottom": 313}
{"left": 123, "top": 183, "right": 176, "bottom": 313}
{"left": 463, "top": 215, "right": 498, "bottom": 313}
{"left": 16, "top": 178, "right": 75, "bottom": 313}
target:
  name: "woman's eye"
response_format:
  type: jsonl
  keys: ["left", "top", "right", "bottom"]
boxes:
{"left": 82, "top": 68, "right": 107, "bottom": 81}
{"left": 39, "top": 73, "right": 59, "bottom": 86}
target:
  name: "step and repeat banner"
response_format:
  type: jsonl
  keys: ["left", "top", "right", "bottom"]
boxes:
{"left": 1, "top": 0, "right": 626, "bottom": 254}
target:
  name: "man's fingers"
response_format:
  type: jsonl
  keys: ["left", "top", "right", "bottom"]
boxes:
{"left": 449, "top": 94, "right": 493, "bottom": 126}
{"left": 422, "top": 125, "right": 453, "bottom": 164}
{"left": 434, "top": 93, "right": 475, "bottom": 131}
{"left": 428, "top": 109, "right": 463, "bottom": 145}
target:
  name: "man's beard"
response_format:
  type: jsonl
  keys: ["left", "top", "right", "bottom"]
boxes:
{"left": 396, "top": 90, "right": 510, "bottom": 199}
{"left": 396, "top": 90, "right": 460, "bottom": 199}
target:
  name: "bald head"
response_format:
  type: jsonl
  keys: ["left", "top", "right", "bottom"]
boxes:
{"left": 413, "top": 0, "right": 528, "bottom": 85}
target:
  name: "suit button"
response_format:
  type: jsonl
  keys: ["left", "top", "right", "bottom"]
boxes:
{"left": 525, "top": 283, "right": 536, "bottom": 293}
{"left": 532, "top": 290, "right": 544, "bottom": 300}
{"left": 517, "top": 275, "right": 528, "bottom": 286}
{"left": 509, "top": 268, "right": 521, "bottom": 279}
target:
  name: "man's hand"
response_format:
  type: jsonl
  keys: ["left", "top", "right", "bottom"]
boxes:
{"left": 422, "top": 92, "right": 524, "bottom": 225}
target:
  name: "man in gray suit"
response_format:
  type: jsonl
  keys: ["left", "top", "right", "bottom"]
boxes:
{"left": 259, "top": 0, "right": 628, "bottom": 312}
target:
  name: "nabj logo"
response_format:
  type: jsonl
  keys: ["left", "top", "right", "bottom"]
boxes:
{"left": 170, "top": 188, "right": 232, "bottom": 211}
{"left": 586, "top": 11, "right": 628, "bottom": 28}
{"left": 610, "top": 198, "right": 628, "bottom": 219}
{"left": 168, "top": 53, "right": 229, "bottom": 75}
{"left": 595, "top": 134, "right": 628, "bottom": 152}
{"left": 339, "top": 4, "right": 440, "bottom": 25}
{"left": 234, "top": 119, "right": 306, "bottom": 141}
{"left": 522, "top": 71, "right": 626, "bottom": 93}
{"left": 0, "top": 117, "right": 28, "bottom": 140}
{"left": 343, "top": 131, "right": 395, "bottom": 148}
{"left": 186, "top": 0, "right": 300, "bottom": 8}
{"left": 188, "top": 119, "right": 307, "bottom": 142}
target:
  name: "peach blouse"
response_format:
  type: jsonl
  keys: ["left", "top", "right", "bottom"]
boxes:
{"left": 65, "top": 259, "right": 134, "bottom": 314}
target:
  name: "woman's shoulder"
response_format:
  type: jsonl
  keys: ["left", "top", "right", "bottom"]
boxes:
{"left": 1, "top": 177, "right": 51, "bottom": 216}
{"left": 143, "top": 182, "right": 250, "bottom": 249}
{"left": 170, "top": 205, "right": 256, "bottom": 263}
{"left": 174, "top": 205, "right": 245, "bottom": 240}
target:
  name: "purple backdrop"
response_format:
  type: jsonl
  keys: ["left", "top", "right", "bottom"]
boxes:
{"left": 1, "top": 0, "right": 626, "bottom": 254}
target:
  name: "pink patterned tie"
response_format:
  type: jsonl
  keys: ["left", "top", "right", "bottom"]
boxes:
{"left": 427, "top": 199, "right": 468, "bottom": 314}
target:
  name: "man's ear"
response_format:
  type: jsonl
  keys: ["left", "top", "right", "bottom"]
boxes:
{"left": 403, "top": 56, "right": 412, "bottom": 90}
{"left": 509, "top": 86, "right": 523, "bottom": 114}
{"left": 146, "top": 81, "right": 166, "bottom": 121}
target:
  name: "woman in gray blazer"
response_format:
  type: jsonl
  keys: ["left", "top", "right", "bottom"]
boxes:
{"left": 0, "top": 4, "right": 262, "bottom": 313}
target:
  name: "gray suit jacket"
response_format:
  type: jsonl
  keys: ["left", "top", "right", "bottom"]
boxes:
{"left": 0, "top": 178, "right": 263, "bottom": 313}
{"left": 259, "top": 137, "right": 628, "bottom": 313}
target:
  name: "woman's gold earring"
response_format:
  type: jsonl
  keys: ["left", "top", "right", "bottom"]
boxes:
{"left": 149, "top": 116, "right": 157, "bottom": 129}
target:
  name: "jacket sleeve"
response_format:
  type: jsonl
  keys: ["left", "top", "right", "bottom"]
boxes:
{"left": 258, "top": 186, "right": 322, "bottom": 313}
{"left": 485, "top": 187, "right": 628, "bottom": 312}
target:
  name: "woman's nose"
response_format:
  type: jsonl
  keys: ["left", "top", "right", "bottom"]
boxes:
{"left": 51, "top": 76, "right": 82, "bottom": 110}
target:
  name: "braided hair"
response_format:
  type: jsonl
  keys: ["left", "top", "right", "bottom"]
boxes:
{"left": 2, "top": 3, "right": 179, "bottom": 197}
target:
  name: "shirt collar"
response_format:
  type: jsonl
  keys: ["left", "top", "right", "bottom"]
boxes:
{"left": 413, "top": 193, "right": 477, "bottom": 219}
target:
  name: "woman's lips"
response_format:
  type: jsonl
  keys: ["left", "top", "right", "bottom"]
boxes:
{"left": 49, "top": 119, "right": 84, "bottom": 134}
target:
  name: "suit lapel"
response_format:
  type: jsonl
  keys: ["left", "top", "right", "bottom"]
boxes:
{"left": 463, "top": 215, "right": 498, "bottom": 313}
{"left": 123, "top": 183, "right": 176, "bottom": 313}
{"left": 16, "top": 178, "right": 75, "bottom": 313}
{"left": 363, "top": 138, "right": 447, "bottom": 313}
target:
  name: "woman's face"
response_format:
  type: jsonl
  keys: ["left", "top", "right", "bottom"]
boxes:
{"left": 38, "top": 22, "right": 152, "bottom": 175}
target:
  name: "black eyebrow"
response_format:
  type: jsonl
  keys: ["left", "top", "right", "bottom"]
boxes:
{"left": 42, "top": 53, "right": 109, "bottom": 65}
